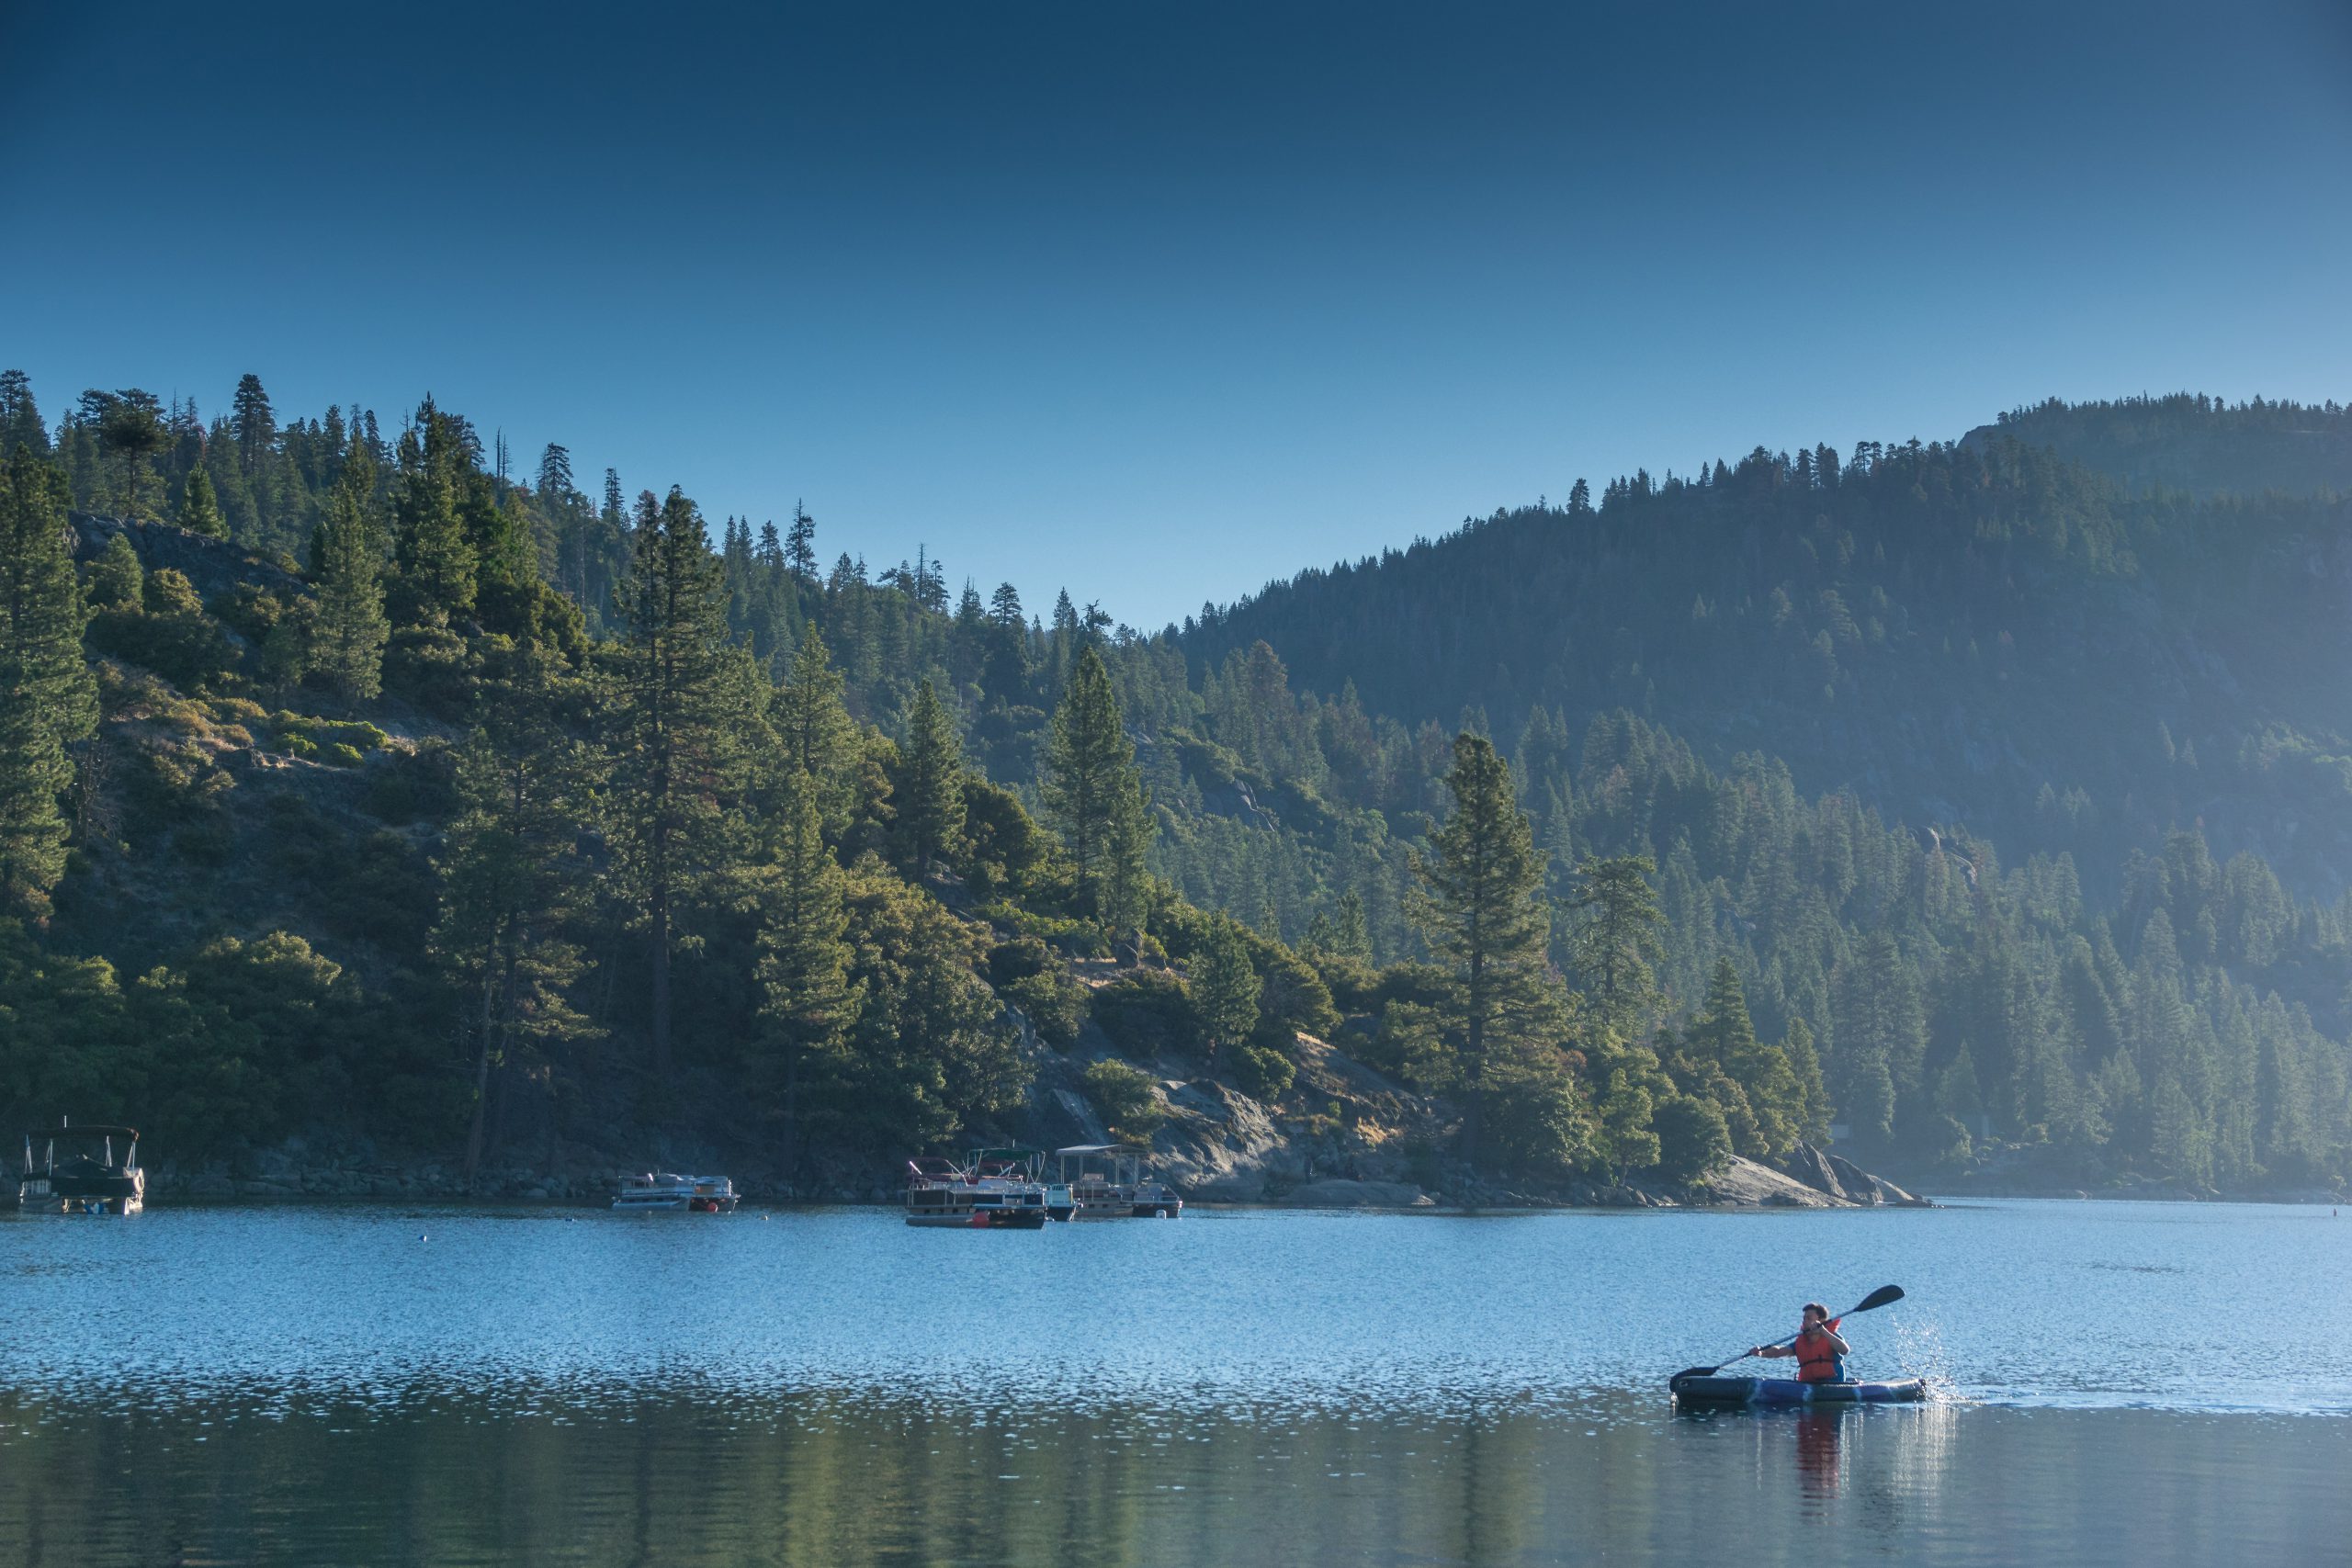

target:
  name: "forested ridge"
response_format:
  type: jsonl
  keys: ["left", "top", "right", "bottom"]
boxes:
{"left": 0, "top": 369, "right": 2346, "bottom": 1198}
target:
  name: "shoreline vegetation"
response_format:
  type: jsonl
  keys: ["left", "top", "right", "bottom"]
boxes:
{"left": 0, "top": 378, "right": 2348, "bottom": 1210}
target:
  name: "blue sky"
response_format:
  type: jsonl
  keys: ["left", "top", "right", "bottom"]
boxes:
{"left": 5, "top": 1, "right": 2349, "bottom": 628}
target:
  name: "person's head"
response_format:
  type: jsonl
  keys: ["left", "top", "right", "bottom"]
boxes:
{"left": 1802, "top": 1302, "right": 1829, "bottom": 1325}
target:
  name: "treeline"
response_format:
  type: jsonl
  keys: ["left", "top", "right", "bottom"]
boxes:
{"left": 1979, "top": 392, "right": 2352, "bottom": 498}
{"left": 0, "top": 368, "right": 2346, "bottom": 1194}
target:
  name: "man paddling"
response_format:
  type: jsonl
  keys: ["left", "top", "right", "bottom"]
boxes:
{"left": 1751, "top": 1303, "right": 1850, "bottom": 1383}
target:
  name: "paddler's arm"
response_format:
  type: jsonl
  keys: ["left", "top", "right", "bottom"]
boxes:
{"left": 1820, "top": 1325, "right": 1850, "bottom": 1355}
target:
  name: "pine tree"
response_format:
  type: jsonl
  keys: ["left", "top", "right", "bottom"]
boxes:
{"left": 606, "top": 486, "right": 753, "bottom": 1081}
{"left": 178, "top": 465, "right": 227, "bottom": 538}
{"left": 756, "top": 773, "right": 859, "bottom": 1175}
{"left": 1782, "top": 1015, "right": 1833, "bottom": 1145}
{"left": 313, "top": 440, "right": 390, "bottom": 702}
{"left": 0, "top": 372, "right": 47, "bottom": 457}
{"left": 773, "top": 625, "right": 859, "bottom": 836}
{"left": 1193, "top": 917, "right": 1260, "bottom": 1065}
{"left": 393, "top": 408, "right": 477, "bottom": 620}
{"left": 0, "top": 448, "right": 98, "bottom": 919}
{"left": 1408, "top": 732, "right": 1565, "bottom": 1168}
{"left": 86, "top": 534, "right": 141, "bottom": 609}
{"left": 1562, "top": 853, "right": 1665, "bottom": 1038}
{"left": 1043, "top": 646, "right": 1153, "bottom": 932}
{"left": 784, "top": 502, "right": 817, "bottom": 582}
{"left": 432, "top": 641, "right": 595, "bottom": 1185}
{"left": 1688, "top": 958, "right": 1802, "bottom": 1157}
{"left": 893, "top": 677, "right": 966, "bottom": 874}
{"left": 94, "top": 390, "right": 168, "bottom": 517}
{"left": 1333, "top": 889, "right": 1372, "bottom": 958}
{"left": 230, "top": 373, "right": 275, "bottom": 479}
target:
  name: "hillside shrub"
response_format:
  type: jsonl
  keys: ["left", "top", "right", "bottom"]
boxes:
{"left": 1082, "top": 1058, "right": 1165, "bottom": 1143}
{"left": 1091, "top": 970, "right": 1198, "bottom": 1059}
{"left": 1229, "top": 1043, "right": 1295, "bottom": 1102}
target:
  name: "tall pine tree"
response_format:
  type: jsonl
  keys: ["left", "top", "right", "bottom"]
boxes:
{"left": 312, "top": 439, "right": 390, "bottom": 702}
{"left": 756, "top": 773, "right": 859, "bottom": 1177}
{"left": 1042, "top": 645, "right": 1152, "bottom": 935}
{"left": 606, "top": 486, "right": 752, "bottom": 1081}
{"left": 1408, "top": 732, "right": 1564, "bottom": 1168}
{"left": 892, "top": 677, "right": 966, "bottom": 874}
{"left": 0, "top": 449, "right": 97, "bottom": 919}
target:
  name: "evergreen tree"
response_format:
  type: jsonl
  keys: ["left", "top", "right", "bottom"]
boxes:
{"left": 773, "top": 626, "right": 860, "bottom": 837}
{"left": 1562, "top": 853, "right": 1666, "bottom": 1037}
{"left": 0, "top": 371, "right": 47, "bottom": 457}
{"left": 86, "top": 534, "right": 141, "bottom": 609}
{"left": 393, "top": 407, "right": 477, "bottom": 619}
{"left": 432, "top": 641, "right": 595, "bottom": 1186}
{"left": 1193, "top": 918, "right": 1261, "bottom": 1066}
{"left": 177, "top": 465, "right": 227, "bottom": 538}
{"left": 1042, "top": 646, "right": 1153, "bottom": 932}
{"left": 784, "top": 502, "right": 817, "bottom": 582}
{"left": 892, "top": 677, "right": 966, "bottom": 874}
{"left": 1408, "top": 732, "right": 1564, "bottom": 1168}
{"left": 93, "top": 389, "right": 168, "bottom": 517}
{"left": 0, "top": 448, "right": 98, "bottom": 919}
{"left": 230, "top": 373, "right": 275, "bottom": 479}
{"left": 313, "top": 440, "right": 390, "bottom": 702}
{"left": 756, "top": 773, "right": 859, "bottom": 1175}
{"left": 605, "top": 486, "right": 752, "bottom": 1081}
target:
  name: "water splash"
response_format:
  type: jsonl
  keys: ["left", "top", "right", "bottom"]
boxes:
{"left": 1889, "top": 1315, "right": 1968, "bottom": 1404}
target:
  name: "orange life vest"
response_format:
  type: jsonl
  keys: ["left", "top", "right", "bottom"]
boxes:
{"left": 1795, "top": 1319, "right": 1845, "bottom": 1383}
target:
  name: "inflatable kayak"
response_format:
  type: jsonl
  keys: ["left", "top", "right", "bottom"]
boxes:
{"left": 1669, "top": 1373, "right": 1927, "bottom": 1406}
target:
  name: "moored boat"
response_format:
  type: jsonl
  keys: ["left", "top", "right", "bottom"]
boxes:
{"left": 613, "top": 1172, "right": 739, "bottom": 1212}
{"left": 905, "top": 1151, "right": 1051, "bottom": 1227}
{"left": 18, "top": 1121, "right": 143, "bottom": 1214}
{"left": 1053, "top": 1144, "right": 1182, "bottom": 1219}
{"left": 1669, "top": 1373, "right": 1927, "bottom": 1407}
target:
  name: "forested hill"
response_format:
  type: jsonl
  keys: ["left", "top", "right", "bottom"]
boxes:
{"left": 1, "top": 369, "right": 2347, "bottom": 1202}
{"left": 1965, "top": 394, "right": 2352, "bottom": 498}
{"left": 1180, "top": 416, "right": 2352, "bottom": 901}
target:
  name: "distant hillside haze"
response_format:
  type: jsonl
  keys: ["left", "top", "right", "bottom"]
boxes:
{"left": 1182, "top": 403, "right": 2352, "bottom": 898}
{"left": 1967, "top": 395, "right": 2352, "bottom": 499}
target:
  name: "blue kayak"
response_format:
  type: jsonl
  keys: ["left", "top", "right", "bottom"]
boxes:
{"left": 1669, "top": 1373, "right": 1927, "bottom": 1406}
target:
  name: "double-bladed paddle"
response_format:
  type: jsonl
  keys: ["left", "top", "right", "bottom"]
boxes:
{"left": 1670, "top": 1284, "right": 1905, "bottom": 1383}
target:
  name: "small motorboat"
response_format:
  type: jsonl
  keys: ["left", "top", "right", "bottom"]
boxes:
{"left": 612, "top": 1172, "right": 739, "bottom": 1213}
{"left": 18, "top": 1121, "right": 143, "bottom": 1214}
{"left": 1669, "top": 1373, "right": 1928, "bottom": 1407}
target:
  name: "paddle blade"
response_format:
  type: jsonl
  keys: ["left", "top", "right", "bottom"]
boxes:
{"left": 1669, "top": 1364, "right": 1721, "bottom": 1382}
{"left": 1850, "top": 1284, "right": 1905, "bottom": 1314}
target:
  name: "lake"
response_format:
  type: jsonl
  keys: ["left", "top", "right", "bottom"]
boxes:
{"left": 3, "top": 1199, "right": 2347, "bottom": 1565}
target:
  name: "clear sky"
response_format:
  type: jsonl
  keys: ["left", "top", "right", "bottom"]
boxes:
{"left": 6, "top": 1, "right": 2349, "bottom": 629}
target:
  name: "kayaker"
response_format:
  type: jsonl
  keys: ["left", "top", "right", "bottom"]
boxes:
{"left": 1751, "top": 1303, "right": 1850, "bottom": 1383}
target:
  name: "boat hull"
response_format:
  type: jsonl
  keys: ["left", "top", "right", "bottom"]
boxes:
{"left": 1069, "top": 1200, "right": 1182, "bottom": 1218}
{"left": 1669, "top": 1374, "right": 1927, "bottom": 1406}
{"left": 908, "top": 1207, "right": 1048, "bottom": 1228}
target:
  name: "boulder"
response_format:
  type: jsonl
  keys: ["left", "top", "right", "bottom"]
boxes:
{"left": 1825, "top": 1152, "right": 1881, "bottom": 1203}
{"left": 1701, "top": 1156, "right": 1852, "bottom": 1209}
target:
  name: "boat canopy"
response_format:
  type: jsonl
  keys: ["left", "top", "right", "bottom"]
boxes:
{"left": 26, "top": 1124, "right": 139, "bottom": 1141}
{"left": 1052, "top": 1144, "right": 1148, "bottom": 1158}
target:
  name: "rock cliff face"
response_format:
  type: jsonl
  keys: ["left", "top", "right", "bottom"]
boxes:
{"left": 68, "top": 512, "right": 304, "bottom": 601}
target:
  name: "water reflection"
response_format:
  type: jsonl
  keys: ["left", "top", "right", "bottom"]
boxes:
{"left": 4, "top": 1201, "right": 2350, "bottom": 1564}
{"left": 4, "top": 1387, "right": 2341, "bottom": 1568}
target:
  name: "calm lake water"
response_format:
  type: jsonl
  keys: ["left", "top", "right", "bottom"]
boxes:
{"left": 4, "top": 1199, "right": 2347, "bottom": 1565}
